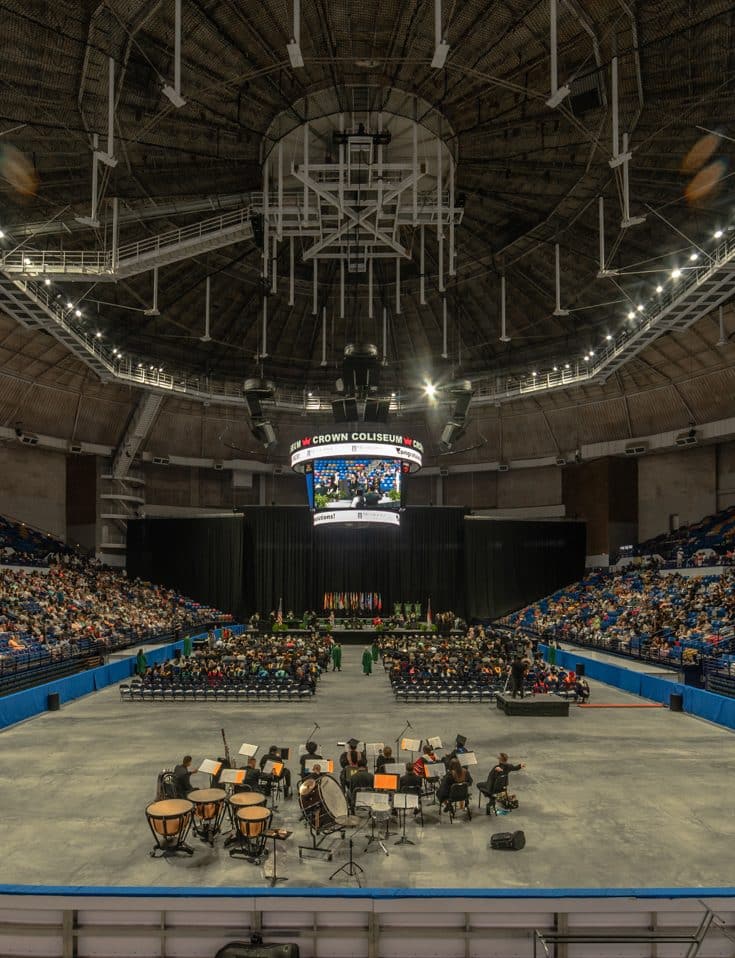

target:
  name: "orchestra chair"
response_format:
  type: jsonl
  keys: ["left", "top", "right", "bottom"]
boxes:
{"left": 441, "top": 782, "right": 472, "bottom": 823}
{"left": 119, "top": 684, "right": 131, "bottom": 701}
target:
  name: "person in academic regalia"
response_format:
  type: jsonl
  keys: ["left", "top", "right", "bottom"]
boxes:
{"left": 362, "top": 645, "right": 373, "bottom": 676}
{"left": 331, "top": 641, "right": 342, "bottom": 672}
{"left": 371, "top": 640, "right": 380, "bottom": 663}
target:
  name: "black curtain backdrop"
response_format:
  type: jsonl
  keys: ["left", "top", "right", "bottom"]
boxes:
{"left": 241, "top": 507, "right": 466, "bottom": 616}
{"left": 463, "top": 517, "right": 586, "bottom": 620}
{"left": 126, "top": 516, "right": 245, "bottom": 616}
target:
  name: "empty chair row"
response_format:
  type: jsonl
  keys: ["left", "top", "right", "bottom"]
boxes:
{"left": 119, "top": 682, "right": 315, "bottom": 702}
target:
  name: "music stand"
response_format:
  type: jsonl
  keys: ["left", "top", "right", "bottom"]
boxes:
{"left": 264, "top": 829, "right": 292, "bottom": 886}
{"left": 328, "top": 836, "right": 364, "bottom": 886}
{"left": 392, "top": 793, "right": 419, "bottom": 846}
{"left": 360, "top": 792, "right": 391, "bottom": 856}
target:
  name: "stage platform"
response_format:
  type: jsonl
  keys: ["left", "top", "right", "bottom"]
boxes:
{"left": 495, "top": 692, "right": 570, "bottom": 716}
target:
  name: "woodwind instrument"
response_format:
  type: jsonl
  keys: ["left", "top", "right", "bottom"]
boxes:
{"left": 221, "top": 727, "right": 232, "bottom": 767}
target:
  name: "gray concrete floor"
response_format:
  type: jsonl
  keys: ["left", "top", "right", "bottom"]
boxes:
{"left": 2, "top": 645, "right": 734, "bottom": 890}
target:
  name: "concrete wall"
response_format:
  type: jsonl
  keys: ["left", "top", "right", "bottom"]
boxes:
{"left": 637, "top": 445, "right": 717, "bottom": 541}
{"left": 0, "top": 443, "right": 67, "bottom": 539}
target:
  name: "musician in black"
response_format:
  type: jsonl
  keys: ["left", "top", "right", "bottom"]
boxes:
{"left": 300, "top": 741, "right": 323, "bottom": 779}
{"left": 259, "top": 745, "right": 292, "bottom": 798}
{"left": 172, "top": 755, "right": 194, "bottom": 798}
{"left": 399, "top": 762, "right": 422, "bottom": 793}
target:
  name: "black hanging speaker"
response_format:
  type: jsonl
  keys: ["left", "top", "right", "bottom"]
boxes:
{"left": 490, "top": 830, "right": 526, "bottom": 851}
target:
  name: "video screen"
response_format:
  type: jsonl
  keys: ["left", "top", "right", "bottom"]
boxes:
{"left": 304, "top": 457, "right": 408, "bottom": 526}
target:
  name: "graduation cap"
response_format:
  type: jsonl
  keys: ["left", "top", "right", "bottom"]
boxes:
{"left": 455, "top": 734, "right": 467, "bottom": 748}
{"left": 347, "top": 737, "right": 360, "bottom": 748}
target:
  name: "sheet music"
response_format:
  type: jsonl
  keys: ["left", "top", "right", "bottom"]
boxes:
{"left": 365, "top": 742, "right": 385, "bottom": 756}
{"left": 427, "top": 736, "right": 442, "bottom": 749}
{"left": 197, "top": 758, "right": 222, "bottom": 775}
{"left": 304, "top": 758, "right": 334, "bottom": 773}
{"left": 424, "top": 761, "right": 445, "bottom": 778}
{"left": 238, "top": 742, "right": 259, "bottom": 757}
{"left": 392, "top": 792, "right": 419, "bottom": 809}
{"left": 383, "top": 762, "right": 405, "bottom": 775}
{"left": 218, "top": 768, "right": 245, "bottom": 785}
{"left": 457, "top": 751, "right": 478, "bottom": 766}
{"left": 401, "top": 737, "right": 421, "bottom": 753}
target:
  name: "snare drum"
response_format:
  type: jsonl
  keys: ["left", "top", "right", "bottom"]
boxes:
{"left": 145, "top": 798, "right": 194, "bottom": 856}
{"left": 298, "top": 773, "right": 348, "bottom": 832}
{"left": 188, "top": 787, "right": 226, "bottom": 844}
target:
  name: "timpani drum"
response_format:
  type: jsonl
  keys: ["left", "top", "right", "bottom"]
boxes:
{"left": 229, "top": 805, "right": 273, "bottom": 863}
{"left": 298, "top": 774, "right": 348, "bottom": 832}
{"left": 187, "top": 787, "right": 227, "bottom": 845}
{"left": 226, "top": 790, "right": 267, "bottom": 835}
{"left": 145, "top": 798, "right": 194, "bottom": 856}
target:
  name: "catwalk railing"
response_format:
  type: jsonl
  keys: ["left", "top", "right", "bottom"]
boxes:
{"left": 0, "top": 889, "right": 732, "bottom": 958}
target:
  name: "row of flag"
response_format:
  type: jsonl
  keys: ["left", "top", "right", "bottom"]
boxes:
{"left": 323, "top": 592, "right": 383, "bottom": 612}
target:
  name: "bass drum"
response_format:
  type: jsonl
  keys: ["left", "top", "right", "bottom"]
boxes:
{"left": 299, "top": 773, "right": 348, "bottom": 831}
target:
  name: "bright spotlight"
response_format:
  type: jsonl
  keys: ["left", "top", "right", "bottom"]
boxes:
{"left": 44, "top": 278, "right": 51, "bottom": 286}
{"left": 637, "top": 304, "right": 644, "bottom": 312}
{"left": 66, "top": 301, "right": 73, "bottom": 309}
{"left": 656, "top": 285, "right": 663, "bottom": 293}
{"left": 671, "top": 267, "right": 682, "bottom": 279}
{"left": 74, "top": 309, "right": 82, "bottom": 318}
{"left": 689, "top": 252, "right": 699, "bottom": 261}
{"left": 714, "top": 229, "right": 724, "bottom": 239}
{"left": 627, "top": 311, "right": 635, "bottom": 320}
{"left": 424, "top": 382, "right": 437, "bottom": 398}
{"left": 606, "top": 334, "right": 612, "bottom": 341}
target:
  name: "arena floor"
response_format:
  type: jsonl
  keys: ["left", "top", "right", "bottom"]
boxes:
{"left": 3, "top": 645, "right": 734, "bottom": 890}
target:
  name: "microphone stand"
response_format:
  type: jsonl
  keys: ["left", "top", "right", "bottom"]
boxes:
{"left": 305, "top": 722, "right": 320, "bottom": 745}
{"left": 395, "top": 720, "right": 412, "bottom": 755}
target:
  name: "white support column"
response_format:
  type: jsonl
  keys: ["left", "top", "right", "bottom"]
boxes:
{"left": 610, "top": 56, "right": 620, "bottom": 164}
{"left": 412, "top": 113, "right": 418, "bottom": 225}
{"left": 271, "top": 234, "right": 278, "bottom": 294}
{"left": 202, "top": 275, "right": 211, "bottom": 341}
{"left": 395, "top": 256, "right": 401, "bottom": 314}
{"left": 277, "top": 140, "right": 283, "bottom": 240}
{"left": 553, "top": 243, "right": 568, "bottom": 316}
{"left": 338, "top": 114, "right": 344, "bottom": 219}
{"left": 261, "top": 295, "right": 268, "bottom": 358}
{"left": 448, "top": 154, "right": 456, "bottom": 276}
{"left": 111, "top": 197, "right": 119, "bottom": 267}
{"left": 303, "top": 121, "right": 309, "bottom": 222}
{"left": 99, "top": 56, "right": 118, "bottom": 166}
{"left": 436, "top": 136, "right": 444, "bottom": 292}
{"left": 340, "top": 258, "right": 345, "bottom": 319}
{"left": 147, "top": 265, "right": 159, "bottom": 315}
{"left": 263, "top": 157, "right": 270, "bottom": 280}
{"left": 500, "top": 273, "right": 510, "bottom": 342}
{"left": 546, "top": 0, "right": 570, "bottom": 108}
{"left": 288, "top": 236, "right": 295, "bottom": 306}
{"left": 441, "top": 296, "right": 448, "bottom": 358}
{"left": 620, "top": 132, "right": 645, "bottom": 228}
{"left": 598, "top": 195, "right": 605, "bottom": 275}
{"left": 90, "top": 143, "right": 99, "bottom": 223}
{"left": 312, "top": 258, "right": 318, "bottom": 315}
{"left": 420, "top": 225, "right": 426, "bottom": 305}
{"left": 377, "top": 112, "right": 383, "bottom": 210}
{"left": 382, "top": 307, "right": 388, "bottom": 364}
{"left": 321, "top": 305, "right": 327, "bottom": 366}
{"left": 174, "top": 0, "right": 182, "bottom": 97}
{"left": 368, "top": 257, "right": 374, "bottom": 318}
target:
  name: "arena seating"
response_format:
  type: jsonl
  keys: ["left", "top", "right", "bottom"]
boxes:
{"left": 630, "top": 504, "right": 735, "bottom": 567}
{"left": 0, "top": 559, "right": 228, "bottom": 681}
{"left": 506, "top": 569, "right": 735, "bottom": 665}
{"left": 0, "top": 514, "right": 72, "bottom": 567}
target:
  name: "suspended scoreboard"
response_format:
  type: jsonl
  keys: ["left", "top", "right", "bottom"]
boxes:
{"left": 290, "top": 432, "right": 424, "bottom": 527}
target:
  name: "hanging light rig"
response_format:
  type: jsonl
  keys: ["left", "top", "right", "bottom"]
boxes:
{"left": 257, "top": 95, "right": 463, "bottom": 381}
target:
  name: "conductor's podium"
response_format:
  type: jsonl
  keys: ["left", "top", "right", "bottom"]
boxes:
{"left": 495, "top": 692, "right": 570, "bottom": 717}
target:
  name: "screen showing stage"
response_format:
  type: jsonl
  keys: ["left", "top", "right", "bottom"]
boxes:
{"left": 291, "top": 432, "right": 423, "bottom": 528}
{"left": 305, "top": 457, "right": 408, "bottom": 526}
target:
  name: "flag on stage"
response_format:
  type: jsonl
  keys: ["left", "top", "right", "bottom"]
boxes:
{"left": 277, "top": 596, "right": 283, "bottom": 625}
{"left": 426, "top": 597, "right": 432, "bottom": 626}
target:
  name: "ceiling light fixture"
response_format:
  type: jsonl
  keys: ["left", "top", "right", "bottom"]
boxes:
{"left": 75, "top": 309, "right": 82, "bottom": 318}
{"left": 714, "top": 229, "right": 724, "bottom": 239}
{"left": 637, "top": 304, "right": 644, "bottom": 312}
{"left": 689, "top": 252, "right": 699, "bottom": 261}
{"left": 424, "top": 382, "right": 437, "bottom": 398}
{"left": 606, "top": 334, "right": 612, "bottom": 341}
{"left": 627, "top": 311, "right": 635, "bottom": 320}
{"left": 44, "top": 278, "right": 51, "bottom": 286}
{"left": 656, "top": 285, "right": 663, "bottom": 293}
{"left": 671, "top": 267, "right": 682, "bottom": 279}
